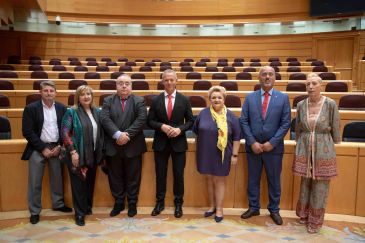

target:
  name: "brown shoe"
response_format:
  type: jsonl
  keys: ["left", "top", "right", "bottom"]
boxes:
{"left": 240, "top": 209, "right": 260, "bottom": 219}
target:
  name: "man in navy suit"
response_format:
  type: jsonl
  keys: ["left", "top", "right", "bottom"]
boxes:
{"left": 239, "top": 66, "right": 291, "bottom": 225}
{"left": 148, "top": 69, "right": 193, "bottom": 218}
{"left": 22, "top": 80, "right": 72, "bottom": 225}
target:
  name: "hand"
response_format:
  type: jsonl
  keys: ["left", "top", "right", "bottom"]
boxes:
{"left": 116, "top": 132, "right": 129, "bottom": 145}
{"left": 231, "top": 156, "right": 238, "bottom": 165}
{"left": 161, "top": 124, "right": 173, "bottom": 134}
{"left": 50, "top": 145, "right": 61, "bottom": 157}
{"left": 167, "top": 127, "right": 181, "bottom": 138}
{"left": 262, "top": 142, "right": 274, "bottom": 152}
{"left": 41, "top": 148, "right": 52, "bottom": 159}
{"left": 251, "top": 142, "right": 263, "bottom": 154}
{"left": 71, "top": 152, "right": 79, "bottom": 167}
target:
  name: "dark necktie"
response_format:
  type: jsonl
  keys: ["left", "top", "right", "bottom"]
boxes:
{"left": 121, "top": 99, "right": 126, "bottom": 112}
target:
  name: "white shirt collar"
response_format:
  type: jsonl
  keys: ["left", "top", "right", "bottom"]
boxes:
{"left": 164, "top": 89, "right": 176, "bottom": 97}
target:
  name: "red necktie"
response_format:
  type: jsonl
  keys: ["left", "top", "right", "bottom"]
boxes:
{"left": 167, "top": 95, "right": 172, "bottom": 120}
{"left": 262, "top": 91, "right": 269, "bottom": 118}
{"left": 121, "top": 99, "right": 126, "bottom": 112}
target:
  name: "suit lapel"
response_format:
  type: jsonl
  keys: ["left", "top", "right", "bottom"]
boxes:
{"left": 170, "top": 92, "right": 180, "bottom": 121}
{"left": 255, "top": 91, "right": 262, "bottom": 120}
{"left": 159, "top": 93, "right": 168, "bottom": 121}
{"left": 37, "top": 100, "right": 44, "bottom": 125}
{"left": 113, "top": 95, "right": 125, "bottom": 126}
{"left": 264, "top": 89, "right": 276, "bottom": 120}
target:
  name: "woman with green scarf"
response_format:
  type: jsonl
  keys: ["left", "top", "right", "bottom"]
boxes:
{"left": 193, "top": 86, "right": 241, "bottom": 222}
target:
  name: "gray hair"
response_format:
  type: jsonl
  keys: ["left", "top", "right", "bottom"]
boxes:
{"left": 39, "top": 80, "right": 56, "bottom": 90}
{"left": 307, "top": 72, "right": 323, "bottom": 83}
{"left": 208, "top": 85, "right": 227, "bottom": 99}
{"left": 161, "top": 69, "right": 177, "bottom": 80}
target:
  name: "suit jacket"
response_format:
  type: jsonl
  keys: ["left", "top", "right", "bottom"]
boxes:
{"left": 239, "top": 89, "right": 291, "bottom": 154}
{"left": 100, "top": 94, "right": 147, "bottom": 158}
{"left": 21, "top": 100, "right": 67, "bottom": 160}
{"left": 148, "top": 91, "right": 193, "bottom": 152}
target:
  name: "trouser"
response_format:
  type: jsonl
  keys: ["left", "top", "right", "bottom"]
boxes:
{"left": 28, "top": 150, "right": 65, "bottom": 215}
{"left": 106, "top": 150, "right": 142, "bottom": 206}
{"left": 154, "top": 146, "right": 186, "bottom": 206}
{"left": 296, "top": 177, "right": 330, "bottom": 231}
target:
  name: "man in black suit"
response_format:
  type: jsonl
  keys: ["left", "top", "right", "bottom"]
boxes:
{"left": 100, "top": 74, "right": 147, "bottom": 217}
{"left": 22, "top": 80, "right": 72, "bottom": 225}
{"left": 148, "top": 69, "right": 193, "bottom": 218}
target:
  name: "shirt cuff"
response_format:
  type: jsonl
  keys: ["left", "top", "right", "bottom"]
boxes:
{"left": 113, "top": 131, "right": 122, "bottom": 140}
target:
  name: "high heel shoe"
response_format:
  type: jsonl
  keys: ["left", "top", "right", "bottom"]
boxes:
{"left": 214, "top": 215, "right": 224, "bottom": 223}
{"left": 204, "top": 208, "right": 216, "bottom": 218}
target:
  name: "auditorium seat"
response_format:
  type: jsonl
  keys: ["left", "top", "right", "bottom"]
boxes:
{"left": 145, "top": 62, "right": 156, "bottom": 67}
{"left": 87, "top": 61, "right": 99, "bottom": 66}
{"left": 29, "top": 60, "right": 42, "bottom": 65}
{"left": 290, "top": 118, "right": 296, "bottom": 140}
{"left": 28, "top": 65, "right": 44, "bottom": 71}
{"left": 31, "top": 71, "right": 48, "bottom": 79}
{"left": 268, "top": 57, "right": 279, "bottom": 62}
{"left": 160, "top": 62, "right": 172, "bottom": 67}
{"left": 311, "top": 61, "right": 325, "bottom": 66}
{"left": 106, "top": 61, "right": 117, "bottom": 66}
{"left": 7, "top": 55, "right": 21, "bottom": 64}
{"left": 313, "top": 66, "right": 328, "bottom": 72}
{"left": 287, "top": 67, "right": 301, "bottom": 72}
{"left": 99, "top": 80, "right": 116, "bottom": 90}
{"left": 293, "top": 95, "right": 308, "bottom": 108}
{"left": 59, "top": 72, "right": 75, "bottom": 79}
{"left": 0, "top": 116, "right": 11, "bottom": 139}
{"left": 68, "top": 94, "right": 75, "bottom": 106}
{"left": 184, "top": 58, "right": 194, "bottom": 62}
{"left": 288, "top": 61, "right": 301, "bottom": 66}
{"left": 70, "top": 60, "right": 82, "bottom": 66}
{"left": 0, "top": 80, "right": 14, "bottom": 90}
{"left": 254, "top": 84, "right": 261, "bottom": 91}
{"left": 118, "top": 57, "right": 128, "bottom": 62}
{"left": 111, "top": 71, "right": 124, "bottom": 79}
{"left": 84, "top": 72, "right": 100, "bottom": 79}
{"left": 319, "top": 72, "right": 336, "bottom": 80}
{"left": 234, "top": 58, "right": 244, "bottom": 62}
{"left": 132, "top": 80, "right": 149, "bottom": 90}
{"left": 220, "top": 81, "right": 238, "bottom": 91}
{"left": 243, "top": 67, "right": 256, "bottom": 72}
{"left": 195, "top": 61, "right": 207, "bottom": 67}
{"left": 188, "top": 95, "right": 207, "bottom": 107}
{"left": 52, "top": 65, "right": 67, "bottom": 71}
{"left": 272, "top": 66, "right": 280, "bottom": 72}
{"left": 0, "top": 64, "right": 15, "bottom": 70}
{"left": 325, "top": 82, "right": 348, "bottom": 92}
{"left": 126, "top": 61, "right": 137, "bottom": 66}
{"left": 98, "top": 94, "right": 113, "bottom": 106}
{"left": 75, "top": 66, "right": 88, "bottom": 72}
{"left": 217, "top": 61, "right": 228, "bottom": 67}
{"left": 68, "top": 80, "right": 87, "bottom": 90}
{"left": 200, "top": 58, "right": 211, "bottom": 62}
{"left": 0, "top": 94, "right": 10, "bottom": 108}
{"left": 101, "top": 57, "right": 112, "bottom": 62}
{"left": 286, "top": 57, "right": 298, "bottom": 62}
{"left": 160, "top": 66, "right": 170, "bottom": 71}
{"left": 26, "top": 94, "right": 42, "bottom": 105}
{"left": 193, "top": 80, "right": 212, "bottom": 90}
{"left": 222, "top": 66, "right": 236, "bottom": 72}
{"left": 250, "top": 62, "right": 261, "bottom": 67}
{"left": 236, "top": 72, "right": 252, "bottom": 80}
{"left": 180, "top": 66, "right": 194, "bottom": 72}
{"left": 212, "top": 73, "right": 228, "bottom": 80}
{"left": 217, "top": 58, "right": 228, "bottom": 62}
{"left": 179, "top": 61, "right": 191, "bottom": 67}
{"left": 339, "top": 95, "right": 365, "bottom": 110}
{"left": 286, "top": 83, "right": 306, "bottom": 92}
{"left": 225, "top": 95, "right": 241, "bottom": 108}
{"left": 131, "top": 73, "right": 145, "bottom": 79}
{"left": 205, "top": 67, "right": 218, "bottom": 72}
{"left": 119, "top": 66, "right": 132, "bottom": 72}
{"left": 96, "top": 66, "right": 110, "bottom": 72}
{"left": 139, "top": 66, "right": 152, "bottom": 72}
{"left": 289, "top": 73, "right": 306, "bottom": 80}
{"left": 362, "top": 56, "right": 365, "bottom": 60}
{"left": 250, "top": 58, "right": 261, "bottom": 62}
{"left": 275, "top": 73, "right": 282, "bottom": 80}
{"left": 144, "top": 94, "right": 158, "bottom": 107}
{"left": 342, "top": 122, "right": 365, "bottom": 142}
{"left": 232, "top": 62, "right": 243, "bottom": 67}
{"left": 157, "top": 81, "right": 164, "bottom": 90}
{"left": 270, "top": 61, "right": 282, "bottom": 66}
{"left": 32, "top": 80, "right": 46, "bottom": 90}
{"left": 184, "top": 72, "right": 200, "bottom": 80}
{"left": 85, "top": 57, "right": 96, "bottom": 61}
{"left": 68, "top": 57, "right": 79, "bottom": 61}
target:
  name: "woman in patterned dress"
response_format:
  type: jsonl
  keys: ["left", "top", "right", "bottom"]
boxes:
{"left": 292, "top": 73, "right": 341, "bottom": 233}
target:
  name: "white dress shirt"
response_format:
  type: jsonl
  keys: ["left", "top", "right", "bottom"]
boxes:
{"left": 164, "top": 89, "right": 176, "bottom": 112}
{"left": 40, "top": 100, "right": 59, "bottom": 143}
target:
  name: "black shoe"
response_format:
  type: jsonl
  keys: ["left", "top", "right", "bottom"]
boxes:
{"left": 53, "top": 206, "right": 72, "bottom": 213}
{"left": 30, "top": 214, "right": 39, "bottom": 224}
{"left": 270, "top": 212, "right": 283, "bottom": 225}
{"left": 240, "top": 208, "right": 260, "bottom": 219}
{"left": 75, "top": 215, "right": 85, "bottom": 226}
{"left": 86, "top": 209, "right": 92, "bottom": 215}
{"left": 204, "top": 208, "right": 216, "bottom": 218}
{"left": 214, "top": 215, "right": 224, "bottom": 223}
{"left": 151, "top": 203, "right": 165, "bottom": 216}
{"left": 174, "top": 205, "right": 183, "bottom": 218}
{"left": 128, "top": 204, "right": 137, "bottom": 217}
{"left": 110, "top": 203, "right": 125, "bottom": 217}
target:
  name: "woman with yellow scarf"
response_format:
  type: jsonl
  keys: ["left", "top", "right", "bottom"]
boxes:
{"left": 193, "top": 86, "right": 241, "bottom": 222}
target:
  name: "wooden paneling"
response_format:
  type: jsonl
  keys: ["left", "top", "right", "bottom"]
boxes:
{"left": 356, "top": 145, "right": 365, "bottom": 216}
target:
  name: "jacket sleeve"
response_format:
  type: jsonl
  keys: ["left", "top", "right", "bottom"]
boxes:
{"left": 124, "top": 96, "right": 147, "bottom": 138}
{"left": 239, "top": 97, "right": 256, "bottom": 146}
{"left": 100, "top": 96, "right": 121, "bottom": 138}
{"left": 268, "top": 94, "right": 291, "bottom": 147}
{"left": 22, "top": 105, "right": 46, "bottom": 152}
{"left": 330, "top": 100, "right": 341, "bottom": 144}
{"left": 147, "top": 97, "right": 164, "bottom": 130}
{"left": 178, "top": 97, "right": 194, "bottom": 132}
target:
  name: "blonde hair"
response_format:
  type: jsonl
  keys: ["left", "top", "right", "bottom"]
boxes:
{"left": 74, "top": 85, "right": 94, "bottom": 108}
{"left": 208, "top": 85, "right": 227, "bottom": 99}
{"left": 307, "top": 72, "right": 323, "bottom": 83}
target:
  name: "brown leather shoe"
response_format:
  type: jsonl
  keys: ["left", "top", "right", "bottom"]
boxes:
{"left": 270, "top": 212, "right": 283, "bottom": 225}
{"left": 240, "top": 208, "right": 260, "bottom": 219}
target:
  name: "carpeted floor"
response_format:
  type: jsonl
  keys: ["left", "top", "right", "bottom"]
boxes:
{"left": 1, "top": 208, "right": 365, "bottom": 242}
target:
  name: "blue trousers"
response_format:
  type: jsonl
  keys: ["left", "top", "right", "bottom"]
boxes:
{"left": 246, "top": 152, "right": 283, "bottom": 213}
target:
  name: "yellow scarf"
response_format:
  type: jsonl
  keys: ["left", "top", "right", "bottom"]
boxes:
{"left": 210, "top": 105, "right": 228, "bottom": 163}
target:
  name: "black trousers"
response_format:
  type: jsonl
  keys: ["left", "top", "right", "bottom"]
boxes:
{"left": 154, "top": 145, "right": 186, "bottom": 206}
{"left": 106, "top": 149, "right": 142, "bottom": 206}
{"left": 67, "top": 164, "right": 97, "bottom": 217}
